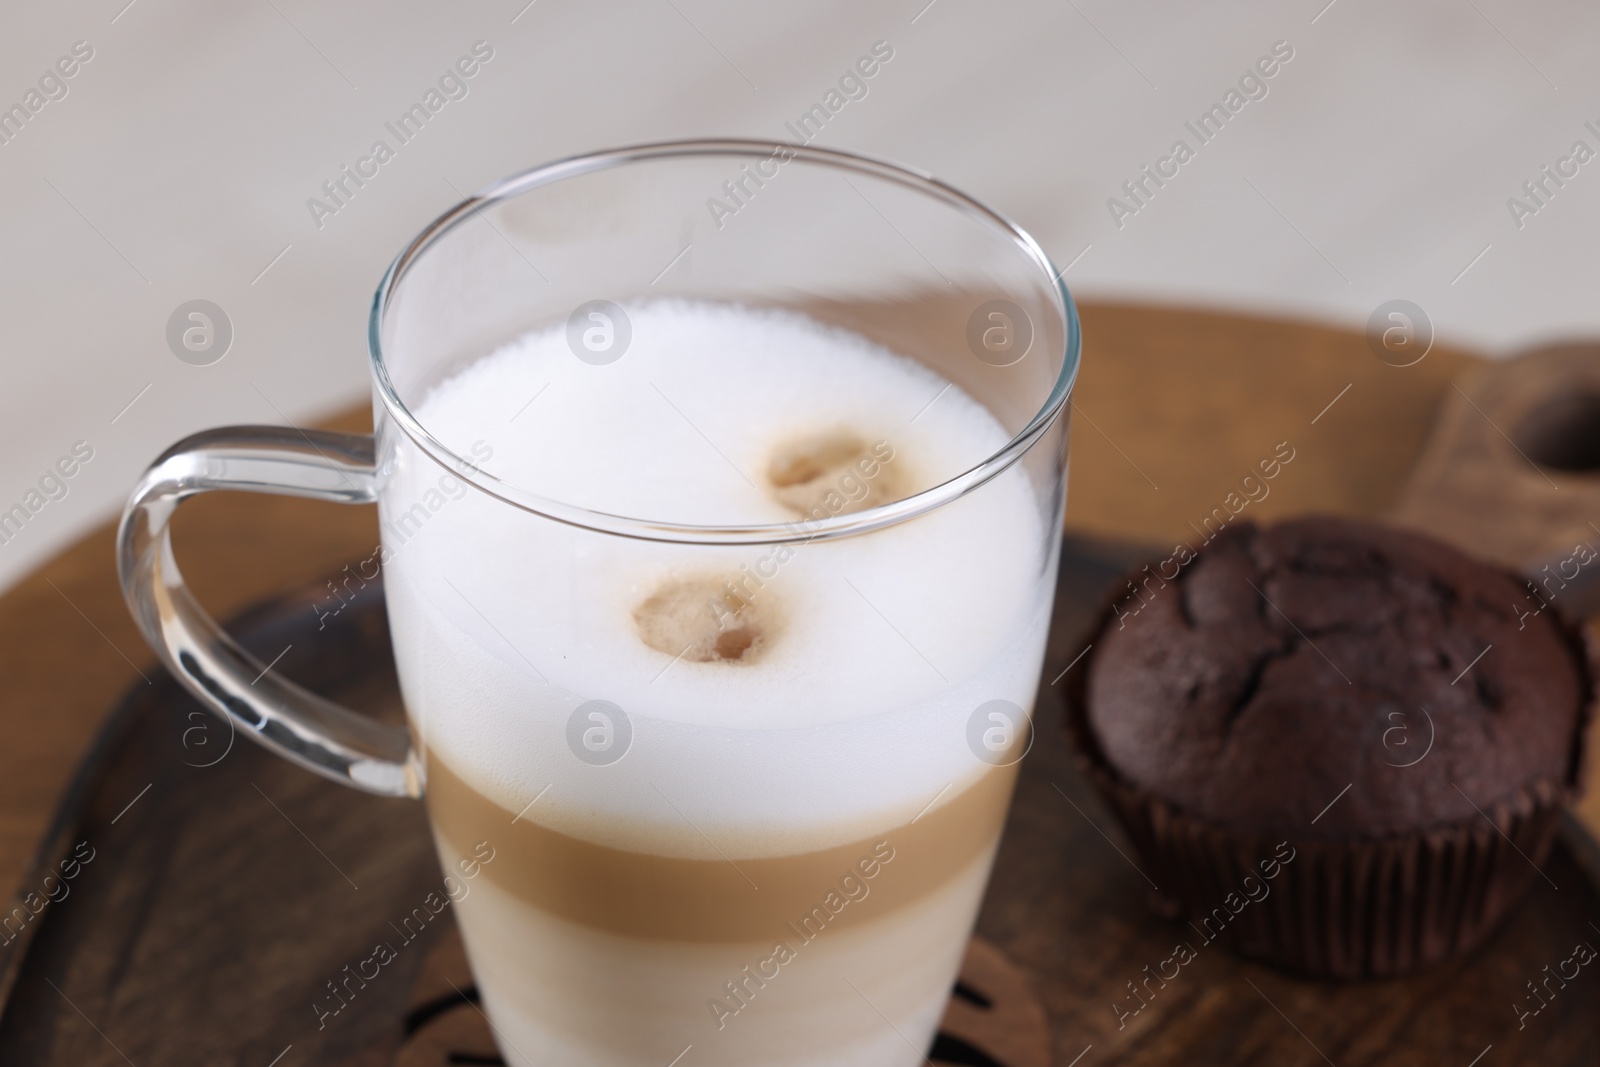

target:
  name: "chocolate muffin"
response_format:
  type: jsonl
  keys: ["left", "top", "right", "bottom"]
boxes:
{"left": 1066, "top": 516, "right": 1592, "bottom": 978}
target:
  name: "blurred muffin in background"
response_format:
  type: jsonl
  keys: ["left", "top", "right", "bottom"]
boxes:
{"left": 1066, "top": 516, "right": 1592, "bottom": 978}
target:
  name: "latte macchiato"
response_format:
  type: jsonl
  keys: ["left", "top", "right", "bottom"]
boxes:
{"left": 380, "top": 301, "right": 1054, "bottom": 1065}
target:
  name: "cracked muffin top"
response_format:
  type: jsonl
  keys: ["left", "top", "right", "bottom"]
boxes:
{"left": 1084, "top": 517, "right": 1588, "bottom": 838}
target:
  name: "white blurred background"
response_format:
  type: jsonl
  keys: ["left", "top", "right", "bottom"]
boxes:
{"left": 2, "top": 0, "right": 1598, "bottom": 591}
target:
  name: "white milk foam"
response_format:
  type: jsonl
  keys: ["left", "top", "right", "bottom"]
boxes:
{"left": 381, "top": 300, "right": 1056, "bottom": 858}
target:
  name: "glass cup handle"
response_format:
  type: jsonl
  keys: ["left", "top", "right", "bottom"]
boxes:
{"left": 117, "top": 425, "right": 421, "bottom": 798}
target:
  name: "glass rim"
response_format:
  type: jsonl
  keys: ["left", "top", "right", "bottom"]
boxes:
{"left": 367, "top": 138, "right": 1081, "bottom": 546}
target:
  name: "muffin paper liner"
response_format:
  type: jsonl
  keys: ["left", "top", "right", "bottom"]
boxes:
{"left": 1062, "top": 565, "right": 1593, "bottom": 980}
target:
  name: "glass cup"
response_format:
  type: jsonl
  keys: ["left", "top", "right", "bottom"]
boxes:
{"left": 119, "top": 140, "right": 1079, "bottom": 1066}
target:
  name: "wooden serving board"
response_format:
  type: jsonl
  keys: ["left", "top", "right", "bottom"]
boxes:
{"left": 1, "top": 536, "right": 1596, "bottom": 1066}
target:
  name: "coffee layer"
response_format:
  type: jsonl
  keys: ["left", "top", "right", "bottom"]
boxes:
{"left": 425, "top": 749, "right": 1018, "bottom": 942}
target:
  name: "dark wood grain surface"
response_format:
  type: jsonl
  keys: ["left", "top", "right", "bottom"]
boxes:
{"left": 4, "top": 301, "right": 1598, "bottom": 1066}
{"left": 2, "top": 538, "right": 1595, "bottom": 1066}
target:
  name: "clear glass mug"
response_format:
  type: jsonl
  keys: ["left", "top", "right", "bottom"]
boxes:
{"left": 119, "top": 141, "right": 1079, "bottom": 1066}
